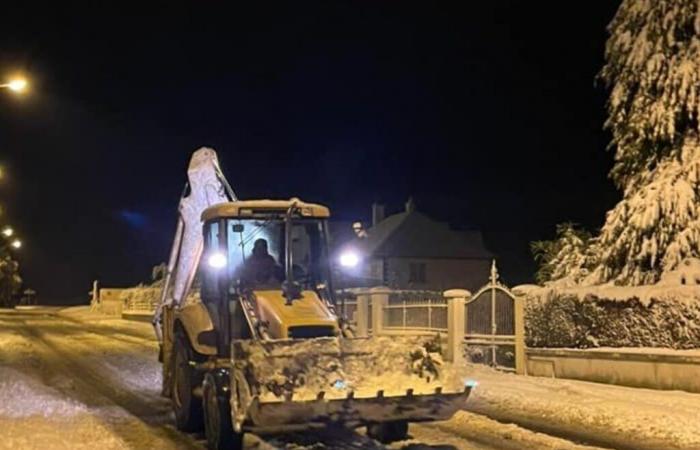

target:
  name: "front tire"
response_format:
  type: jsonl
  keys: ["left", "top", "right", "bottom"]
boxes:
{"left": 367, "top": 420, "right": 409, "bottom": 443}
{"left": 172, "top": 331, "right": 204, "bottom": 432}
{"left": 203, "top": 371, "right": 243, "bottom": 450}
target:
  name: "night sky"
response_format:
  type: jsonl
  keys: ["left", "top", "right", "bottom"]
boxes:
{"left": 0, "top": 2, "right": 621, "bottom": 302}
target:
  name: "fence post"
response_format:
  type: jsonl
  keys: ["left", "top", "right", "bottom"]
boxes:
{"left": 355, "top": 290, "right": 370, "bottom": 337}
{"left": 370, "top": 286, "right": 389, "bottom": 336}
{"left": 444, "top": 289, "right": 469, "bottom": 363}
{"left": 514, "top": 294, "right": 527, "bottom": 375}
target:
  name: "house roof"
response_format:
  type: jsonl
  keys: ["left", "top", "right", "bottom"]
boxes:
{"left": 350, "top": 209, "right": 492, "bottom": 259}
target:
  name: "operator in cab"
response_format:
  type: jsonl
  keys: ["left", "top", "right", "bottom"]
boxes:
{"left": 242, "top": 238, "right": 282, "bottom": 285}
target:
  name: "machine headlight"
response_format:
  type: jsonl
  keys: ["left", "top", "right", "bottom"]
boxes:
{"left": 207, "top": 252, "right": 227, "bottom": 269}
{"left": 339, "top": 251, "right": 359, "bottom": 268}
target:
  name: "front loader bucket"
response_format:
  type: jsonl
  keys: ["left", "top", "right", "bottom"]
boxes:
{"left": 230, "top": 336, "right": 472, "bottom": 432}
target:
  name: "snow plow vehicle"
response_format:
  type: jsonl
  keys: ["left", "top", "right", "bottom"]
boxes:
{"left": 154, "top": 148, "right": 472, "bottom": 449}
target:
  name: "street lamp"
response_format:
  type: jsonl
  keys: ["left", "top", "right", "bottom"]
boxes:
{"left": 10, "top": 239, "right": 21, "bottom": 249}
{"left": 2, "top": 227, "right": 13, "bottom": 237}
{"left": 0, "top": 78, "right": 28, "bottom": 94}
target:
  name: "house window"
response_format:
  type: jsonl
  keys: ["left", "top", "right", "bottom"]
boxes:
{"left": 409, "top": 262, "right": 427, "bottom": 284}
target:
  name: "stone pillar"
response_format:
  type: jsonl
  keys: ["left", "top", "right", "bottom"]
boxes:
{"left": 91, "top": 280, "right": 100, "bottom": 311}
{"left": 370, "top": 286, "right": 389, "bottom": 336}
{"left": 444, "top": 289, "right": 469, "bottom": 363}
{"left": 355, "top": 291, "right": 370, "bottom": 337}
{"left": 514, "top": 295, "right": 527, "bottom": 375}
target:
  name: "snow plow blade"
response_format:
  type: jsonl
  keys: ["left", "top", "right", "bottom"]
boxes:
{"left": 230, "top": 335, "right": 472, "bottom": 431}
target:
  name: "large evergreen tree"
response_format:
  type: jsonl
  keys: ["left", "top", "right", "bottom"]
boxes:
{"left": 538, "top": 0, "right": 700, "bottom": 286}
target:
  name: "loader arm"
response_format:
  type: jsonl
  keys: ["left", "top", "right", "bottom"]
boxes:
{"left": 153, "top": 147, "right": 236, "bottom": 343}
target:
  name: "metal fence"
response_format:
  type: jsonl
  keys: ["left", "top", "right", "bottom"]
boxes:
{"left": 383, "top": 290, "right": 447, "bottom": 332}
{"left": 121, "top": 288, "right": 161, "bottom": 313}
{"left": 347, "top": 262, "right": 525, "bottom": 374}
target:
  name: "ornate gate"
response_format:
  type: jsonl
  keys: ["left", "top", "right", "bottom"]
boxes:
{"left": 464, "top": 262, "right": 518, "bottom": 370}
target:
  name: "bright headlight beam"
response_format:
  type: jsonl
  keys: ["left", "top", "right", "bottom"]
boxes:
{"left": 339, "top": 251, "right": 359, "bottom": 268}
{"left": 207, "top": 252, "right": 227, "bottom": 269}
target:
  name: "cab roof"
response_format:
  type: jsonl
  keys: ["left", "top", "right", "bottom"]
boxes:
{"left": 202, "top": 198, "right": 330, "bottom": 221}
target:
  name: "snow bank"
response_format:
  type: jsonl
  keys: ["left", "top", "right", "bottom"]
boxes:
{"left": 465, "top": 364, "right": 700, "bottom": 449}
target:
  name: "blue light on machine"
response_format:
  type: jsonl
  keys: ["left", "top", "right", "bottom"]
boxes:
{"left": 464, "top": 379, "right": 479, "bottom": 388}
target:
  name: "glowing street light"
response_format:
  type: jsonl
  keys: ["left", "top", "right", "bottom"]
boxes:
{"left": 2, "top": 227, "right": 13, "bottom": 237}
{"left": 10, "top": 239, "right": 21, "bottom": 249}
{"left": 0, "top": 78, "right": 28, "bottom": 94}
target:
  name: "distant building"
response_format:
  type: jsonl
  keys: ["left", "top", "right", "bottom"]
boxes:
{"left": 334, "top": 199, "right": 493, "bottom": 291}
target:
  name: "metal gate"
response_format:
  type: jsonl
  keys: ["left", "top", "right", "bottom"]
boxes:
{"left": 464, "top": 262, "right": 517, "bottom": 370}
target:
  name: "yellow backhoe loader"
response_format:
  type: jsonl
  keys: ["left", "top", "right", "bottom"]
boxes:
{"left": 153, "top": 148, "right": 472, "bottom": 449}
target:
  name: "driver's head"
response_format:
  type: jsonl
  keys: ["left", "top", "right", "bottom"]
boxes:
{"left": 253, "top": 238, "right": 269, "bottom": 256}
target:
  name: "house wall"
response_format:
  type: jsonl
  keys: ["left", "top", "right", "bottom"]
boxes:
{"left": 383, "top": 257, "right": 490, "bottom": 291}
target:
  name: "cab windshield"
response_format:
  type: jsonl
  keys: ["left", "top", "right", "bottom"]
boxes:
{"left": 219, "top": 217, "right": 329, "bottom": 290}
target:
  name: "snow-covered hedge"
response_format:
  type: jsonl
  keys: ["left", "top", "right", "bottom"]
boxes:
{"left": 525, "top": 290, "right": 700, "bottom": 349}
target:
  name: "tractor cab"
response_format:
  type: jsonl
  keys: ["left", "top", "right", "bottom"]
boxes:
{"left": 199, "top": 199, "right": 339, "bottom": 349}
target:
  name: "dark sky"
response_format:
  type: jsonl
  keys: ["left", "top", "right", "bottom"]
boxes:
{"left": 0, "top": 1, "right": 621, "bottom": 302}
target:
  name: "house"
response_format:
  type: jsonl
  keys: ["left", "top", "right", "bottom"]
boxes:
{"left": 335, "top": 199, "right": 493, "bottom": 291}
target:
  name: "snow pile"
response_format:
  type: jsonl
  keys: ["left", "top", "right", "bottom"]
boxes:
{"left": 236, "top": 335, "right": 466, "bottom": 403}
{"left": 659, "top": 256, "right": 700, "bottom": 285}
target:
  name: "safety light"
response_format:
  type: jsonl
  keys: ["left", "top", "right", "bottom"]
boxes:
{"left": 339, "top": 251, "right": 359, "bottom": 268}
{"left": 207, "top": 252, "right": 227, "bottom": 269}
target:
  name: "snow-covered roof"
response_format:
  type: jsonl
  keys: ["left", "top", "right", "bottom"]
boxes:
{"left": 348, "top": 209, "right": 492, "bottom": 259}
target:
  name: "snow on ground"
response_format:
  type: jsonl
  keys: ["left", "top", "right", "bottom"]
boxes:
{"left": 464, "top": 364, "right": 700, "bottom": 450}
{"left": 2, "top": 306, "right": 700, "bottom": 449}
{"left": 0, "top": 308, "right": 200, "bottom": 449}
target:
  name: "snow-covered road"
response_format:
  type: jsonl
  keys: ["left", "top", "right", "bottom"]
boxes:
{"left": 0, "top": 307, "right": 698, "bottom": 449}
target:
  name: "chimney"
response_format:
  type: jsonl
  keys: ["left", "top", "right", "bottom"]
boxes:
{"left": 405, "top": 197, "right": 415, "bottom": 213}
{"left": 372, "top": 202, "right": 385, "bottom": 226}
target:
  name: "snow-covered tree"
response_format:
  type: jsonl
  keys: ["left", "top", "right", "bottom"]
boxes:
{"left": 531, "top": 224, "right": 594, "bottom": 285}
{"left": 0, "top": 254, "right": 21, "bottom": 307}
{"left": 601, "top": 0, "right": 700, "bottom": 189}
{"left": 537, "top": 0, "right": 700, "bottom": 285}
{"left": 589, "top": 136, "right": 700, "bottom": 284}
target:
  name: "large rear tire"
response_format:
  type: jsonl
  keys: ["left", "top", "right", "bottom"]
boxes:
{"left": 367, "top": 420, "right": 409, "bottom": 443}
{"left": 203, "top": 371, "right": 244, "bottom": 450}
{"left": 172, "top": 331, "right": 204, "bottom": 432}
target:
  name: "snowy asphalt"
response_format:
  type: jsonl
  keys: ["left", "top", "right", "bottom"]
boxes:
{"left": 2, "top": 308, "right": 694, "bottom": 449}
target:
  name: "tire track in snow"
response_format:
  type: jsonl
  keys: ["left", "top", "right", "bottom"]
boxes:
{"left": 13, "top": 313, "right": 202, "bottom": 449}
